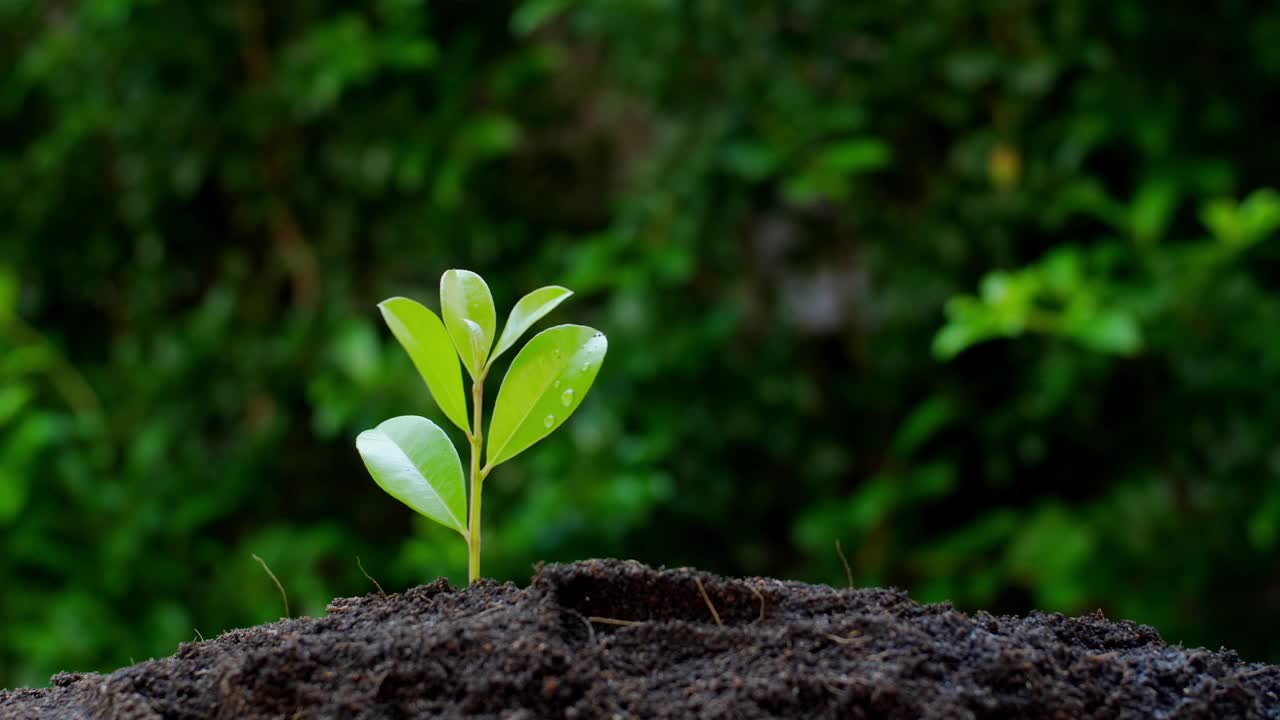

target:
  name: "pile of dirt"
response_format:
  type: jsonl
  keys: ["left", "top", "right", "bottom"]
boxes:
{"left": 3, "top": 558, "right": 1278, "bottom": 718}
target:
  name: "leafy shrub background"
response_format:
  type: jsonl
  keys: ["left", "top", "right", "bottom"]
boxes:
{"left": 4, "top": 0, "right": 1280, "bottom": 686}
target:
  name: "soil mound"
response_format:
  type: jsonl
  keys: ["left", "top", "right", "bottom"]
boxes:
{"left": 3, "top": 559, "right": 1277, "bottom": 718}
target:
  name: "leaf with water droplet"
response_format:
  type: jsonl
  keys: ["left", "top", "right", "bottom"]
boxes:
{"left": 377, "top": 297, "right": 470, "bottom": 433}
{"left": 440, "top": 269, "right": 496, "bottom": 379}
{"left": 489, "top": 285, "right": 573, "bottom": 367}
{"left": 487, "top": 324, "right": 607, "bottom": 467}
{"left": 356, "top": 415, "right": 467, "bottom": 537}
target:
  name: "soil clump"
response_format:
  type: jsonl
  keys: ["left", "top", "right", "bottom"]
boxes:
{"left": 3, "top": 559, "right": 1277, "bottom": 718}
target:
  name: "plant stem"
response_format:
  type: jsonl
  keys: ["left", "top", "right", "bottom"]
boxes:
{"left": 467, "top": 373, "right": 485, "bottom": 584}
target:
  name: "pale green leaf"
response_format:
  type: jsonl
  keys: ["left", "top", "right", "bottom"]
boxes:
{"left": 489, "top": 285, "right": 573, "bottom": 365}
{"left": 440, "top": 269, "right": 496, "bottom": 378}
{"left": 356, "top": 415, "right": 467, "bottom": 536}
{"left": 487, "top": 324, "right": 606, "bottom": 467}
{"left": 463, "top": 318, "right": 487, "bottom": 364}
{"left": 377, "top": 297, "right": 470, "bottom": 433}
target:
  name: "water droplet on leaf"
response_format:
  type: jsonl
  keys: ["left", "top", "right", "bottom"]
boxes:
{"left": 560, "top": 388, "right": 574, "bottom": 407}
{"left": 543, "top": 414, "right": 555, "bottom": 428}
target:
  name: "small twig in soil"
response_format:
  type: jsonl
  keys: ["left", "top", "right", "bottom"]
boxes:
{"left": 568, "top": 610, "right": 597, "bottom": 644}
{"left": 251, "top": 553, "right": 290, "bottom": 618}
{"left": 193, "top": 628, "right": 205, "bottom": 642}
{"left": 695, "top": 577, "right": 723, "bottom": 626}
{"left": 371, "top": 670, "right": 391, "bottom": 698}
{"left": 835, "top": 540, "right": 853, "bottom": 588}
{"left": 822, "top": 674, "right": 854, "bottom": 695}
{"left": 749, "top": 584, "right": 766, "bottom": 623}
{"left": 826, "top": 630, "right": 864, "bottom": 645}
{"left": 588, "top": 616, "right": 642, "bottom": 626}
{"left": 356, "top": 556, "right": 386, "bottom": 597}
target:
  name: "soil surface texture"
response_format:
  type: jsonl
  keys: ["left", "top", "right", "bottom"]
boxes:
{"left": 3, "top": 558, "right": 1278, "bottom": 719}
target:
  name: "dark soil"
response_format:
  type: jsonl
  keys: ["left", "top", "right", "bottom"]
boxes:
{"left": 3, "top": 559, "right": 1278, "bottom": 719}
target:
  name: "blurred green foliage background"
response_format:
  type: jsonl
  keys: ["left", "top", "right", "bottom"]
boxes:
{"left": 4, "top": 0, "right": 1280, "bottom": 687}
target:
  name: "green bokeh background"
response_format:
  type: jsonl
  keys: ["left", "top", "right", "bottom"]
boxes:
{"left": 4, "top": 0, "right": 1280, "bottom": 688}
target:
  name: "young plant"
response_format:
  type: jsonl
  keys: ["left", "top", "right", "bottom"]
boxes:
{"left": 355, "top": 270, "right": 606, "bottom": 583}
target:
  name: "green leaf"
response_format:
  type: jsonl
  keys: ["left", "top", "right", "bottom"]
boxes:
{"left": 0, "top": 265, "right": 16, "bottom": 318}
{"left": 1248, "top": 489, "right": 1280, "bottom": 550}
{"left": 720, "top": 141, "right": 780, "bottom": 181}
{"left": 356, "top": 415, "right": 467, "bottom": 536}
{"left": 1240, "top": 188, "right": 1280, "bottom": 241}
{"left": 783, "top": 137, "right": 891, "bottom": 204}
{"left": 1129, "top": 179, "right": 1178, "bottom": 245}
{"left": 814, "top": 138, "right": 892, "bottom": 174}
{"left": 511, "top": 0, "right": 571, "bottom": 36}
{"left": 460, "top": 115, "right": 522, "bottom": 156}
{"left": 0, "top": 384, "right": 32, "bottom": 426}
{"left": 487, "top": 324, "right": 607, "bottom": 467}
{"left": 440, "top": 269, "right": 496, "bottom": 379}
{"left": 931, "top": 323, "right": 977, "bottom": 360}
{"left": 1201, "top": 198, "right": 1243, "bottom": 246}
{"left": 377, "top": 297, "right": 470, "bottom": 433}
{"left": 1072, "top": 310, "right": 1142, "bottom": 355}
{"left": 889, "top": 396, "right": 955, "bottom": 458}
{"left": 490, "top": 285, "right": 573, "bottom": 365}
{"left": 0, "top": 465, "right": 28, "bottom": 524}
{"left": 461, "top": 318, "right": 487, "bottom": 364}
{"left": 1200, "top": 189, "right": 1280, "bottom": 248}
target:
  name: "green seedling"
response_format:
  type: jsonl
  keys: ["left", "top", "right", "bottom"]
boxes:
{"left": 356, "top": 270, "right": 606, "bottom": 583}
